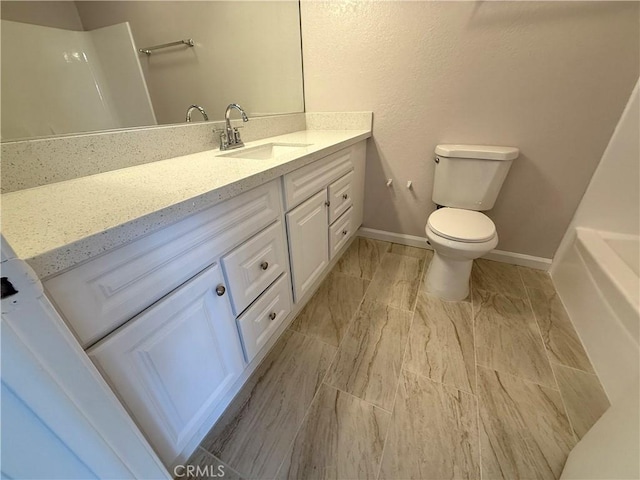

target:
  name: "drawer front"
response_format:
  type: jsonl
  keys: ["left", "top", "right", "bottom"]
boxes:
{"left": 45, "top": 180, "right": 282, "bottom": 348}
{"left": 236, "top": 274, "right": 292, "bottom": 363}
{"left": 329, "top": 207, "right": 354, "bottom": 260}
{"left": 222, "top": 220, "right": 288, "bottom": 316}
{"left": 328, "top": 171, "right": 354, "bottom": 224}
{"left": 283, "top": 146, "right": 354, "bottom": 210}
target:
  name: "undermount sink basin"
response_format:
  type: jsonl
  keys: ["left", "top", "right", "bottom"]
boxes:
{"left": 219, "top": 142, "right": 312, "bottom": 160}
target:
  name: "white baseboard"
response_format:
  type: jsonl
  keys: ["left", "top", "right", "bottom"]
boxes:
{"left": 358, "top": 228, "right": 432, "bottom": 250}
{"left": 358, "top": 227, "right": 551, "bottom": 271}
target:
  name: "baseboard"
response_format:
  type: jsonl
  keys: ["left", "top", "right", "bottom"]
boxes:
{"left": 358, "top": 228, "right": 432, "bottom": 250}
{"left": 358, "top": 227, "right": 551, "bottom": 271}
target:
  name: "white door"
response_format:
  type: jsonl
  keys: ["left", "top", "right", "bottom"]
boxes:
{"left": 286, "top": 190, "right": 329, "bottom": 302}
{"left": 88, "top": 262, "right": 246, "bottom": 465}
{"left": 0, "top": 236, "right": 169, "bottom": 479}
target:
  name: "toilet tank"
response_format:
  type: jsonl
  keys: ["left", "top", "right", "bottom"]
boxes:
{"left": 432, "top": 144, "right": 519, "bottom": 211}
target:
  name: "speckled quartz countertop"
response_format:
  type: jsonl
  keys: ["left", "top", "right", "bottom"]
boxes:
{"left": 1, "top": 129, "right": 370, "bottom": 278}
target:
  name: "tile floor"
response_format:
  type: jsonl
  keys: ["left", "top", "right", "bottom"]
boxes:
{"left": 189, "top": 238, "right": 611, "bottom": 480}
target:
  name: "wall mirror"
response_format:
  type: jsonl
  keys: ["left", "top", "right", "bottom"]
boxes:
{"left": 0, "top": 1, "right": 304, "bottom": 142}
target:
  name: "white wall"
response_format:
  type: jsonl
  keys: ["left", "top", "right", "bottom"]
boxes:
{"left": 552, "top": 80, "right": 640, "bottom": 266}
{"left": 301, "top": 1, "right": 640, "bottom": 259}
{"left": 75, "top": 1, "right": 304, "bottom": 125}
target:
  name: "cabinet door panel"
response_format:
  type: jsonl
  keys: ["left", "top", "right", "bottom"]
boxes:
{"left": 286, "top": 190, "right": 329, "bottom": 302}
{"left": 88, "top": 262, "right": 245, "bottom": 463}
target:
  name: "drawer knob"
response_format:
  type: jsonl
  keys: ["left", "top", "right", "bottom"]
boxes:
{"left": 343, "top": 193, "right": 349, "bottom": 200}
{"left": 269, "top": 312, "right": 277, "bottom": 320}
{"left": 260, "top": 261, "right": 269, "bottom": 270}
{"left": 325, "top": 201, "right": 331, "bottom": 207}
{"left": 215, "top": 285, "right": 226, "bottom": 296}
{"left": 342, "top": 229, "right": 348, "bottom": 236}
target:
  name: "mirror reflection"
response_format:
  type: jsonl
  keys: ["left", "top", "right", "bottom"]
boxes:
{"left": 0, "top": 1, "right": 304, "bottom": 141}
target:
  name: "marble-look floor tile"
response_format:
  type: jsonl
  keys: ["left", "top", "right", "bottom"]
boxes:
{"left": 325, "top": 301, "right": 412, "bottom": 410}
{"left": 277, "top": 384, "right": 390, "bottom": 479}
{"left": 389, "top": 243, "right": 431, "bottom": 260}
{"left": 185, "top": 448, "right": 243, "bottom": 480}
{"left": 200, "top": 330, "right": 336, "bottom": 479}
{"left": 380, "top": 370, "right": 479, "bottom": 480}
{"left": 554, "top": 364, "right": 610, "bottom": 440}
{"left": 472, "top": 259, "right": 527, "bottom": 298}
{"left": 477, "top": 367, "right": 575, "bottom": 480}
{"left": 289, "top": 272, "right": 369, "bottom": 346}
{"left": 519, "top": 266, "right": 556, "bottom": 295}
{"left": 527, "top": 287, "right": 594, "bottom": 373}
{"left": 474, "top": 289, "right": 556, "bottom": 388}
{"left": 365, "top": 253, "right": 424, "bottom": 310}
{"left": 404, "top": 293, "right": 476, "bottom": 393}
{"left": 334, "top": 237, "right": 391, "bottom": 280}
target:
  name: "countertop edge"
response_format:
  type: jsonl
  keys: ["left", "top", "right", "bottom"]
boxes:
{"left": 25, "top": 130, "right": 371, "bottom": 279}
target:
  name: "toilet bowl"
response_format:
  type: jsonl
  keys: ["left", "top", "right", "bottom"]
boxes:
{"left": 424, "top": 207, "right": 498, "bottom": 301}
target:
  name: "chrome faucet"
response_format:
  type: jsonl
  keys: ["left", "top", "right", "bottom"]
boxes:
{"left": 185, "top": 104, "right": 209, "bottom": 122}
{"left": 219, "top": 103, "right": 249, "bottom": 150}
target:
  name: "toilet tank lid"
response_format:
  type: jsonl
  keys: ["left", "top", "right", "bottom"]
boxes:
{"left": 435, "top": 144, "right": 519, "bottom": 161}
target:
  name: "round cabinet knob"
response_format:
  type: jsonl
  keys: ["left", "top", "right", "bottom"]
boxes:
{"left": 269, "top": 312, "right": 277, "bottom": 320}
{"left": 343, "top": 193, "right": 349, "bottom": 200}
{"left": 215, "top": 285, "right": 226, "bottom": 296}
{"left": 342, "top": 229, "right": 348, "bottom": 236}
{"left": 260, "top": 261, "right": 269, "bottom": 270}
{"left": 324, "top": 201, "right": 331, "bottom": 207}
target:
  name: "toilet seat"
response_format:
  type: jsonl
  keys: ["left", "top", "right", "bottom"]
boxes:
{"left": 427, "top": 208, "right": 496, "bottom": 243}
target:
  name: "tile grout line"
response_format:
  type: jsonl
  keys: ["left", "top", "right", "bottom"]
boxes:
{"left": 194, "top": 447, "right": 245, "bottom": 479}
{"left": 273, "top": 240, "right": 393, "bottom": 478}
{"left": 471, "top": 263, "right": 483, "bottom": 480}
{"left": 322, "top": 381, "right": 393, "bottom": 414}
{"left": 374, "top": 250, "right": 428, "bottom": 480}
{"left": 550, "top": 361, "right": 600, "bottom": 376}
{"left": 372, "top": 243, "right": 426, "bottom": 480}
{"left": 520, "top": 267, "right": 578, "bottom": 443}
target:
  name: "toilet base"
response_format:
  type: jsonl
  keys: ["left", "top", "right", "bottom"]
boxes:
{"left": 424, "top": 251, "right": 472, "bottom": 301}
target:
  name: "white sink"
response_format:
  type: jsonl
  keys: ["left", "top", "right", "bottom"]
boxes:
{"left": 219, "top": 142, "right": 312, "bottom": 160}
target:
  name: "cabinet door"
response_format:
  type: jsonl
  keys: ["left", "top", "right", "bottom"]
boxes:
{"left": 286, "top": 190, "right": 329, "bottom": 302}
{"left": 88, "top": 262, "right": 245, "bottom": 465}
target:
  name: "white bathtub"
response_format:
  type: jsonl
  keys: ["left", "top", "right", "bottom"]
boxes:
{"left": 552, "top": 227, "right": 639, "bottom": 403}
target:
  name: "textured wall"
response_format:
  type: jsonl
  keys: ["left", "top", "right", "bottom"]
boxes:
{"left": 553, "top": 81, "right": 639, "bottom": 267}
{"left": 301, "top": 1, "right": 639, "bottom": 258}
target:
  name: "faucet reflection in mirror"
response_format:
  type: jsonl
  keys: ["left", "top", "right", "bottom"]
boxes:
{"left": 185, "top": 105, "right": 209, "bottom": 123}
{"left": 0, "top": 0, "right": 304, "bottom": 141}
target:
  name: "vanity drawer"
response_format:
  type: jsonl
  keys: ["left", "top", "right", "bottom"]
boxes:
{"left": 45, "top": 180, "right": 283, "bottom": 348}
{"left": 328, "top": 171, "right": 354, "bottom": 224}
{"left": 283, "top": 146, "right": 354, "bottom": 210}
{"left": 329, "top": 207, "right": 354, "bottom": 260}
{"left": 237, "top": 273, "right": 292, "bottom": 363}
{"left": 222, "top": 220, "right": 288, "bottom": 316}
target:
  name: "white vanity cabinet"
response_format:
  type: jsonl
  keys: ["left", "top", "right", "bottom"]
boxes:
{"left": 284, "top": 141, "right": 366, "bottom": 301}
{"left": 40, "top": 139, "right": 366, "bottom": 468}
{"left": 88, "top": 262, "right": 244, "bottom": 464}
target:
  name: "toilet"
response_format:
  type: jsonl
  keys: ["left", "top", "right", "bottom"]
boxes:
{"left": 424, "top": 144, "right": 519, "bottom": 301}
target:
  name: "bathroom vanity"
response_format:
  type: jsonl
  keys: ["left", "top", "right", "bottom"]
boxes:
{"left": 1, "top": 128, "right": 369, "bottom": 467}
